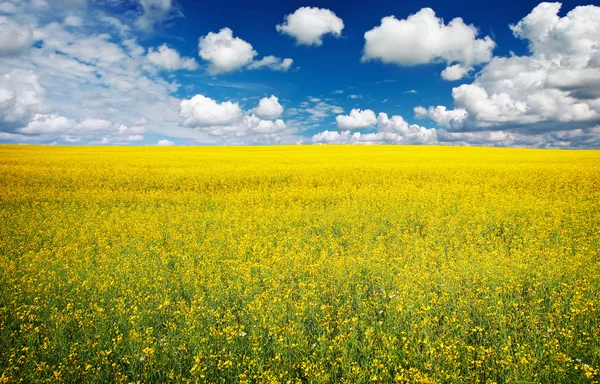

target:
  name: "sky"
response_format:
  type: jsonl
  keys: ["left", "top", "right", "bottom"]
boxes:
{"left": 0, "top": 0, "right": 599, "bottom": 147}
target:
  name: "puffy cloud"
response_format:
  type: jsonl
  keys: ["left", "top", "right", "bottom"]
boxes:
{"left": 253, "top": 95, "right": 284, "bottom": 119}
{"left": 276, "top": 7, "right": 344, "bottom": 46}
{"left": 312, "top": 128, "right": 437, "bottom": 145}
{"left": 0, "top": 0, "right": 301, "bottom": 145}
{"left": 422, "top": 2, "right": 600, "bottom": 141}
{"left": 362, "top": 8, "right": 495, "bottom": 80}
{"left": 19, "top": 113, "right": 76, "bottom": 134}
{"left": 0, "top": 17, "right": 33, "bottom": 56}
{"left": 124, "top": 134, "right": 144, "bottom": 141}
{"left": 135, "top": 0, "right": 181, "bottom": 32}
{"left": 414, "top": 105, "right": 468, "bottom": 129}
{"left": 314, "top": 107, "right": 594, "bottom": 147}
{"left": 198, "top": 28, "right": 257, "bottom": 74}
{"left": 198, "top": 28, "right": 291, "bottom": 74}
{"left": 180, "top": 94, "right": 243, "bottom": 127}
{"left": 178, "top": 94, "right": 292, "bottom": 143}
{"left": 157, "top": 139, "right": 174, "bottom": 146}
{"left": 336, "top": 109, "right": 377, "bottom": 129}
{"left": 441, "top": 64, "right": 470, "bottom": 81}
{"left": 413, "top": 106, "right": 429, "bottom": 119}
{"left": 147, "top": 44, "right": 198, "bottom": 71}
{"left": 318, "top": 109, "right": 438, "bottom": 145}
{"left": 18, "top": 114, "right": 137, "bottom": 138}
{"left": 377, "top": 112, "right": 438, "bottom": 143}
{"left": 0, "top": 69, "right": 49, "bottom": 124}
{"left": 247, "top": 115, "right": 286, "bottom": 134}
{"left": 247, "top": 56, "right": 293, "bottom": 71}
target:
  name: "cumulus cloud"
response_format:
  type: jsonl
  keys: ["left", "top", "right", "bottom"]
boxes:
{"left": 253, "top": 95, "right": 284, "bottom": 119}
{"left": 0, "top": 0, "right": 301, "bottom": 145}
{"left": 247, "top": 56, "right": 293, "bottom": 71}
{"left": 362, "top": 8, "right": 495, "bottom": 80}
{"left": 178, "top": 94, "right": 292, "bottom": 143}
{"left": 147, "top": 44, "right": 198, "bottom": 71}
{"left": 414, "top": 106, "right": 468, "bottom": 129}
{"left": 0, "top": 17, "right": 33, "bottom": 56}
{"left": 441, "top": 64, "right": 470, "bottom": 81}
{"left": 19, "top": 113, "right": 76, "bottom": 134}
{"left": 157, "top": 139, "right": 174, "bottom": 146}
{"left": 276, "top": 7, "right": 344, "bottom": 46}
{"left": 336, "top": 109, "right": 377, "bottom": 129}
{"left": 0, "top": 69, "right": 49, "bottom": 124}
{"left": 421, "top": 2, "right": 600, "bottom": 137}
{"left": 180, "top": 94, "right": 243, "bottom": 127}
{"left": 198, "top": 28, "right": 257, "bottom": 74}
{"left": 377, "top": 113, "right": 438, "bottom": 143}
{"left": 198, "top": 28, "right": 295, "bottom": 74}
{"left": 313, "top": 107, "right": 589, "bottom": 147}
{"left": 18, "top": 114, "right": 145, "bottom": 143}
{"left": 317, "top": 111, "right": 438, "bottom": 145}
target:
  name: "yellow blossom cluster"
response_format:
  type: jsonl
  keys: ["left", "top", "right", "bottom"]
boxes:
{"left": 0, "top": 145, "right": 599, "bottom": 383}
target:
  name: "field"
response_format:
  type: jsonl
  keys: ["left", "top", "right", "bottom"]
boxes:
{"left": 0, "top": 145, "right": 599, "bottom": 383}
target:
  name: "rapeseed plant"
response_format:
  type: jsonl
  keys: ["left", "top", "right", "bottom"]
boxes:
{"left": 0, "top": 145, "right": 598, "bottom": 383}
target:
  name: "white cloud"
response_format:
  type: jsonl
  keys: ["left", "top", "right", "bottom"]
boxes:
{"left": 293, "top": 98, "right": 344, "bottom": 124}
{"left": 414, "top": 105, "right": 468, "bottom": 129}
{"left": 312, "top": 128, "right": 436, "bottom": 145}
{"left": 253, "top": 95, "right": 284, "bottom": 119}
{"left": 198, "top": 28, "right": 292, "bottom": 74}
{"left": 198, "top": 28, "right": 257, "bottom": 74}
{"left": 313, "top": 107, "right": 583, "bottom": 147}
{"left": 1, "top": 0, "right": 597, "bottom": 148}
{"left": 316, "top": 110, "right": 438, "bottom": 145}
{"left": 180, "top": 94, "right": 243, "bottom": 127}
{"left": 20, "top": 113, "right": 76, "bottom": 134}
{"left": 377, "top": 112, "right": 438, "bottom": 143}
{"left": 247, "top": 56, "right": 293, "bottom": 71}
{"left": 76, "top": 118, "right": 113, "bottom": 132}
{"left": 0, "top": 0, "right": 302, "bottom": 146}
{"left": 248, "top": 115, "right": 286, "bottom": 133}
{"left": 157, "top": 139, "right": 174, "bottom": 146}
{"left": 362, "top": 8, "right": 495, "bottom": 80}
{"left": 135, "top": 0, "right": 180, "bottom": 32}
{"left": 124, "top": 134, "right": 144, "bottom": 141}
{"left": 441, "top": 63, "right": 470, "bottom": 81}
{"left": 0, "top": 69, "right": 49, "bottom": 124}
{"left": 64, "top": 15, "right": 82, "bottom": 27}
{"left": 0, "top": 2, "right": 17, "bottom": 14}
{"left": 178, "top": 94, "right": 293, "bottom": 143}
{"left": 423, "top": 2, "right": 600, "bottom": 135}
{"left": 147, "top": 44, "right": 198, "bottom": 71}
{"left": 414, "top": 106, "right": 428, "bottom": 119}
{"left": 0, "top": 17, "right": 33, "bottom": 56}
{"left": 17, "top": 114, "right": 142, "bottom": 142}
{"left": 276, "top": 7, "right": 344, "bottom": 46}
{"left": 336, "top": 109, "right": 377, "bottom": 129}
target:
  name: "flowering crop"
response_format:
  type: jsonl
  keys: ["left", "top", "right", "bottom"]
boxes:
{"left": 0, "top": 145, "right": 599, "bottom": 383}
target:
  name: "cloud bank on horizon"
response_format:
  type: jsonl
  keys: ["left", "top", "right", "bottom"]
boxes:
{"left": 0, "top": 0, "right": 599, "bottom": 148}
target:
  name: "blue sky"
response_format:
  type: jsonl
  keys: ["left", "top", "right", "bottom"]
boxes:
{"left": 0, "top": 0, "right": 599, "bottom": 147}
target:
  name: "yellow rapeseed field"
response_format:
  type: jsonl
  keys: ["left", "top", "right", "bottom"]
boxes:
{"left": 0, "top": 145, "right": 599, "bottom": 383}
